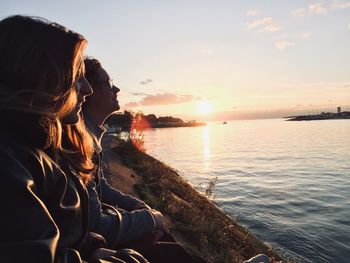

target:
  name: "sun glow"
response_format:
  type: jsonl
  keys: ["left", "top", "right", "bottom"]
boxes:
{"left": 196, "top": 100, "right": 214, "bottom": 115}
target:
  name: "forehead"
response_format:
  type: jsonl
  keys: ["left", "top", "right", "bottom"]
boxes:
{"left": 96, "top": 66, "right": 110, "bottom": 82}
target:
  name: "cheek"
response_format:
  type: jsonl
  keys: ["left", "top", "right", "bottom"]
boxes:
{"left": 89, "top": 90, "right": 112, "bottom": 106}
{"left": 108, "top": 90, "right": 114, "bottom": 99}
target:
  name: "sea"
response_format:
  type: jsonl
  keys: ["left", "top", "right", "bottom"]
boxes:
{"left": 142, "top": 119, "right": 350, "bottom": 263}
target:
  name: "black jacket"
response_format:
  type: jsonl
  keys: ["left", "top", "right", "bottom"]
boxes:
{"left": 0, "top": 130, "right": 90, "bottom": 263}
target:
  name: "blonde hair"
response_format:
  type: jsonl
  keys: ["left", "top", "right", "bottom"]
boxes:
{"left": 0, "top": 15, "right": 87, "bottom": 151}
{"left": 62, "top": 117, "right": 95, "bottom": 184}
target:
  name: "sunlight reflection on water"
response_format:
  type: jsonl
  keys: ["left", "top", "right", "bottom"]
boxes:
{"left": 202, "top": 125, "right": 210, "bottom": 171}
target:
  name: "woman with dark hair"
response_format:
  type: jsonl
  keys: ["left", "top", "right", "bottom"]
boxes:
{"left": 81, "top": 57, "right": 206, "bottom": 263}
{"left": 61, "top": 117, "right": 149, "bottom": 263}
{"left": 0, "top": 15, "right": 146, "bottom": 263}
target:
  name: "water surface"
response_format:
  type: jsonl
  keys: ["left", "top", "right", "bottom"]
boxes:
{"left": 143, "top": 119, "right": 350, "bottom": 263}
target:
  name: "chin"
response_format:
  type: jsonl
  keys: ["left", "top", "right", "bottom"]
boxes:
{"left": 61, "top": 108, "right": 80, "bottom": 125}
{"left": 112, "top": 102, "right": 120, "bottom": 112}
{"left": 69, "top": 115, "right": 79, "bottom": 125}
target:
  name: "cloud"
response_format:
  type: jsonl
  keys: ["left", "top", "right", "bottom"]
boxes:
{"left": 247, "top": 17, "right": 272, "bottom": 29}
{"left": 300, "top": 32, "right": 311, "bottom": 38}
{"left": 124, "top": 102, "right": 140, "bottom": 107}
{"left": 331, "top": 0, "right": 350, "bottom": 10}
{"left": 140, "top": 79, "right": 153, "bottom": 85}
{"left": 292, "top": 2, "right": 348, "bottom": 19}
{"left": 246, "top": 17, "right": 281, "bottom": 33}
{"left": 259, "top": 24, "right": 281, "bottom": 33}
{"left": 246, "top": 9, "right": 259, "bottom": 17}
{"left": 275, "top": 40, "right": 295, "bottom": 50}
{"left": 291, "top": 8, "right": 306, "bottom": 17}
{"left": 132, "top": 92, "right": 149, "bottom": 96}
{"left": 125, "top": 93, "right": 196, "bottom": 107}
{"left": 309, "top": 3, "right": 328, "bottom": 15}
{"left": 348, "top": 21, "right": 350, "bottom": 29}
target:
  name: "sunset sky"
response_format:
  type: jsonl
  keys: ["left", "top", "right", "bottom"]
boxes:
{"left": 1, "top": 0, "right": 350, "bottom": 120}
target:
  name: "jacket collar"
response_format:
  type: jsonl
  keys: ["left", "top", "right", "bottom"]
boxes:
{"left": 83, "top": 114, "right": 106, "bottom": 154}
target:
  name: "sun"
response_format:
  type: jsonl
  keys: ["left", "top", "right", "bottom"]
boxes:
{"left": 196, "top": 100, "right": 214, "bottom": 115}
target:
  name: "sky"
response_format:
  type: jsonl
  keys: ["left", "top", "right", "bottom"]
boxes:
{"left": 1, "top": 0, "right": 350, "bottom": 121}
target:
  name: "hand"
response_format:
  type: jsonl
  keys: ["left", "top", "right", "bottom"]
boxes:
{"left": 150, "top": 209, "right": 167, "bottom": 231}
{"left": 152, "top": 228, "right": 163, "bottom": 243}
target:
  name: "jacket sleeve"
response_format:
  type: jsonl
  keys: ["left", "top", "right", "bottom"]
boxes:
{"left": 117, "top": 209, "right": 155, "bottom": 245}
{"left": 100, "top": 169, "right": 148, "bottom": 211}
{"left": 88, "top": 181, "right": 121, "bottom": 246}
{"left": 88, "top": 181, "right": 155, "bottom": 247}
{"left": 0, "top": 148, "right": 83, "bottom": 263}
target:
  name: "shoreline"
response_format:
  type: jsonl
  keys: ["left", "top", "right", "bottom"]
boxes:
{"left": 147, "top": 122, "right": 206, "bottom": 128}
{"left": 285, "top": 112, "right": 350, "bottom": 121}
{"left": 102, "top": 136, "right": 289, "bottom": 262}
{"left": 108, "top": 122, "right": 207, "bottom": 132}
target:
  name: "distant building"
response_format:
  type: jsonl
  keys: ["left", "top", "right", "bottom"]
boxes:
{"left": 337, "top": 106, "right": 341, "bottom": 114}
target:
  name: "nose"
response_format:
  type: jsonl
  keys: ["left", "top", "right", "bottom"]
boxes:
{"left": 112, "top": 85, "right": 120, "bottom": 94}
{"left": 78, "top": 76, "right": 93, "bottom": 97}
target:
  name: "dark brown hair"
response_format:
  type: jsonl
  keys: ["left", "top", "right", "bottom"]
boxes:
{"left": 82, "top": 57, "right": 102, "bottom": 111}
{"left": 84, "top": 57, "right": 102, "bottom": 84}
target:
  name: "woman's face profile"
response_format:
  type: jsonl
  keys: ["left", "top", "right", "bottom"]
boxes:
{"left": 61, "top": 76, "right": 93, "bottom": 125}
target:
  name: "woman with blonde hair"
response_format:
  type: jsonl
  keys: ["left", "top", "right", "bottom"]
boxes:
{"left": 0, "top": 15, "right": 146, "bottom": 263}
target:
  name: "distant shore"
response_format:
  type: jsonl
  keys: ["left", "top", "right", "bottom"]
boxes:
{"left": 106, "top": 111, "right": 206, "bottom": 130}
{"left": 285, "top": 111, "right": 350, "bottom": 121}
{"left": 140, "top": 121, "right": 206, "bottom": 129}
